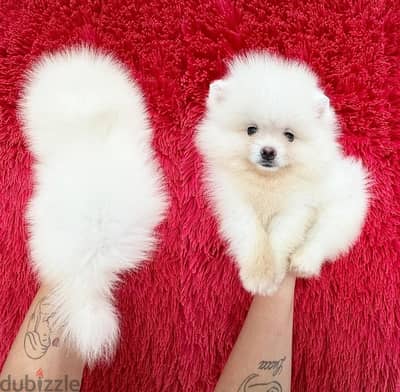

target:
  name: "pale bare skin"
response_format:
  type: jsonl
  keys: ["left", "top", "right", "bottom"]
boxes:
{"left": 0, "top": 286, "right": 84, "bottom": 391}
{"left": 215, "top": 274, "right": 295, "bottom": 392}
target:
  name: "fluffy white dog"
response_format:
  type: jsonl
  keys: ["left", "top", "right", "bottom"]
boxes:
{"left": 196, "top": 52, "right": 369, "bottom": 295}
{"left": 20, "top": 47, "right": 168, "bottom": 363}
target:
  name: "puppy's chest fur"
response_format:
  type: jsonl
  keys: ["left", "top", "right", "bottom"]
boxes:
{"left": 236, "top": 171, "right": 315, "bottom": 225}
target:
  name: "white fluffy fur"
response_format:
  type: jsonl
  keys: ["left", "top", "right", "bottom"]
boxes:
{"left": 20, "top": 47, "right": 168, "bottom": 363}
{"left": 196, "top": 52, "right": 370, "bottom": 295}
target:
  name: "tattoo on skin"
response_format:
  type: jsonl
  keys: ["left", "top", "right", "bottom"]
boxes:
{"left": 237, "top": 374, "right": 282, "bottom": 392}
{"left": 237, "top": 357, "right": 285, "bottom": 391}
{"left": 23, "top": 296, "right": 58, "bottom": 359}
{"left": 258, "top": 356, "right": 286, "bottom": 376}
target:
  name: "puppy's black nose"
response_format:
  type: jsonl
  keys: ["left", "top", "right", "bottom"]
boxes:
{"left": 260, "top": 147, "right": 276, "bottom": 161}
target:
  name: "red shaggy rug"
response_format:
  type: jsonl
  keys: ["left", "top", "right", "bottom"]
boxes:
{"left": 0, "top": 1, "right": 399, "bottom": 391}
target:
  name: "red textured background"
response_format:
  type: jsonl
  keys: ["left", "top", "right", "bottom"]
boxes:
{"left": 0, "top": 0, "right": 399, "bottom": 390}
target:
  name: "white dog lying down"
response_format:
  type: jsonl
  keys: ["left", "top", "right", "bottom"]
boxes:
{"left": 20, "top": 47, "right": 168, "bottom": 363}
{"left": 196, "top": 52, "right": 369, "bottom": 295}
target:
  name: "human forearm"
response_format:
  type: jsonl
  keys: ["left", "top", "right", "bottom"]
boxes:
{"left": 0, "top": 286, "right": 84, "bottom": 391}
{"left": 215, "top": 274, "right": 295, "bottom": 391}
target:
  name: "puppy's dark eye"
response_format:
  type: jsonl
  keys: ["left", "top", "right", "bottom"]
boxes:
{"left": 247, "top": 125, "right": 258, "bottom": 136}
{"left": 284, "top": 129, "right": 295, "bottom": 142}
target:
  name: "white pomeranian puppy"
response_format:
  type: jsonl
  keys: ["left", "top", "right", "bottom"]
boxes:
{"left": 20, "top": 47, "right": 168, "bottom": 363}
{"left": 196, "top": 52, "right": 369, "bottom": 295}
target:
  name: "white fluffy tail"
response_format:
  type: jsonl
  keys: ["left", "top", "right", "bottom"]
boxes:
{"left": 49, "top": 276, "right": 119, "bottom": 364}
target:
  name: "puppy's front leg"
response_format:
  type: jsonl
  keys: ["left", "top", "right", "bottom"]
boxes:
{"left": 218, "top": 199, "right": 285, "bottom": 295}
{"left": 268, "top": 206, "right": 317, "bottom": 269}
{"left": 237, "top": 218, "right": 287, "bottom": 296}
{"left": 290, "top": 202, "right": 365, "bottom": 277}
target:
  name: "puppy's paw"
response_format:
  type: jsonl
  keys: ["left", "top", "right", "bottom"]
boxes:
{"left": 239, "top": 261, "right": 285, "bottom": 296}
{"left": 290, "top": 246, "right": 323, "bottom": 278}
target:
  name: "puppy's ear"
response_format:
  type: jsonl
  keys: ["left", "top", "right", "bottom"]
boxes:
{"left": 207, "top": 80, "right": 227, "bottom": 106}
{"left": 313, "top": 91, "right": 330, "bottom": 118}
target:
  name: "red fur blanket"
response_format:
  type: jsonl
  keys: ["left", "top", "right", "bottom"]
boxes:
{"left": 0, "top": 0, "right": 399, "bottom": 390}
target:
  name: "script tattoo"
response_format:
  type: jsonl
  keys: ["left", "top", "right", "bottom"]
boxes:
{"left": 237, "top": 374, "right": 282, "bottom": 392}
{"left": 24, "top": 296, "right": 58, "bottom": 359}
{"left": 237, "top": 356, "right": 285, "bottom": 391}
{"left": 258, "top": 356, "right": 286, "bottom": 376}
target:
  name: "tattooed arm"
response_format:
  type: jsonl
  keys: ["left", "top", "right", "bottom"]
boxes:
{"left": 215, "top": 274, "right": 295, "bottom": 392}
{"left": 0, "top": 286, "right": 84, "bottom": 391}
